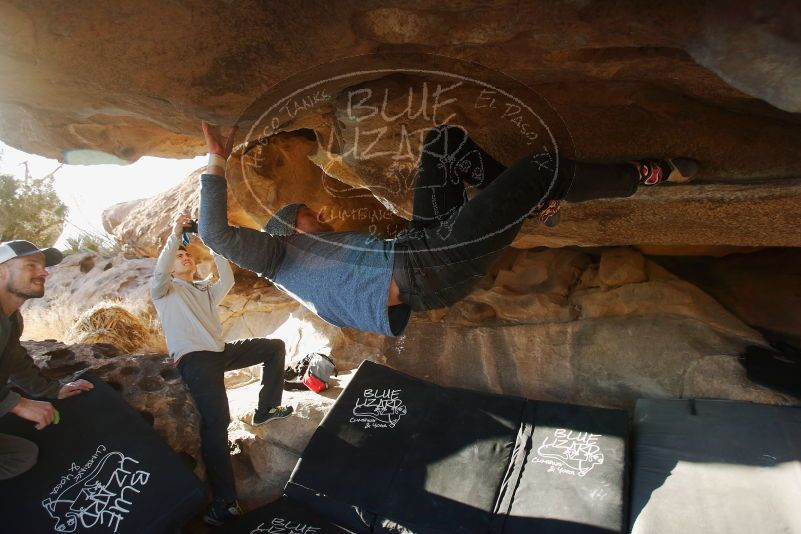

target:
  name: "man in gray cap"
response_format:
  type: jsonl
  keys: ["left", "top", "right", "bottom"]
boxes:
{"left": 0, "top": 240, "right": 93, "bottom": 480}
{"left": 199, "top": 121, "right": 698, "bottom": 337}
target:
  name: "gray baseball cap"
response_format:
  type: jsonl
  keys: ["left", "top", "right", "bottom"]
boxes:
{"left": 0, "top": 240, "right": 63, "bottom": 267}
{"left": 263, "top": 203, "right": 305, "bottom": 236}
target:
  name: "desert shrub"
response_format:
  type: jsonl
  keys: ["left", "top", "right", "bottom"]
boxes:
{"left": 63, "top": 230, "right": 120, "bottom": 256}
{"left": 0, "top": 163, "right": 67, "bottom": 246}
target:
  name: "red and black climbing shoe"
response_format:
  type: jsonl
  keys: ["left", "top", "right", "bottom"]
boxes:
{"left": 637, "top": 158, "right": 700, "bottom": 185}
{"left": 538, "top": 199, "right": 562, "bottom": 227}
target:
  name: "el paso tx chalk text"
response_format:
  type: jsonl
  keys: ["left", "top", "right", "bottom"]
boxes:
{"left": 475, "top": 89, "right": 541, "bottom": 146}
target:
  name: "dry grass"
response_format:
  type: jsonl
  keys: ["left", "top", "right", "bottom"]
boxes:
{"left": 22, "top": 298, "right": 168, "bottom": 354}
{"left": 56, "top": 301, "right": 166, "bottom": 354}
{"left": 65, "top": 303, "right": 146, "bottom": 353}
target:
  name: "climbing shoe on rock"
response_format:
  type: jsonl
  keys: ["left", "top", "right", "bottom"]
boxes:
{"left": 637, "top": 158, "right": 700, "bottom": 185}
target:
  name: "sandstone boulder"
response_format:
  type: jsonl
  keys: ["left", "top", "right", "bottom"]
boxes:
{"left": 655, "top": 248, "right": 801, "bottom": 346}
{"left": 377, "top": 248, "right": 798, "bottom": 410}
{"left": 2, "top": 1, "right": 800, "bottom": 160}
{"left": 4, "top": 2, "right": 801, "bottom": 251}
{"left": 598, "top": 247, "right": 648, "bottom": 287}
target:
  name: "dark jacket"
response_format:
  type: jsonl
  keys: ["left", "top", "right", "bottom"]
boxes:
{"left": 0, "top": 311, "right": 60, "bottom": 417}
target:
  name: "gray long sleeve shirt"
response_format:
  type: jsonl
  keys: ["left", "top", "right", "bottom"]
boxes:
{"left": 150, "top": 233, "right": 235, "bottom": 362}
{"left": 0, "top": 311, "right": 60, "bottom": 417}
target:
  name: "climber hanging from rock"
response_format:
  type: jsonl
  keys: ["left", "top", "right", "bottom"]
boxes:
{"left": 198, "top": 120, "right": 699, "bottom": 337}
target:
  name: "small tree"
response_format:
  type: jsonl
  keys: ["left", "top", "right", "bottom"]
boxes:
{"left": 0, "top": 161, "right": 68, "bottom": 246}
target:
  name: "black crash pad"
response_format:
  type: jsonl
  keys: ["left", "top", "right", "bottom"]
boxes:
{"left": 630, "top": 399, "right": 801, "bottom": 534}
{"left": 286, "top": 360, "right": 629, "bottom": 533}
{"left": 0, "top": 375, "right": 205, "bottom": 533}
{"left": 219, "top": 496, "right": 352, "bottom": 533}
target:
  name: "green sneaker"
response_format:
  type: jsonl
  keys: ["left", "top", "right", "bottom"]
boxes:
{"left": 251, "top": 405, "right": 294, "bottom": 426}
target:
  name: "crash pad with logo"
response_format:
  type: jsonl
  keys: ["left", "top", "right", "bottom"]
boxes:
{"left": 0, "top": 375, "right": 206, "bottom": 533}
{"left": 285, "top": 360, "right": 629, "bottom": 533}
{"left": 493, "top": 400, "right": 629, "bottom": 533}
{"left": 219, "top": 496, "right": 352, "bottom": 533}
